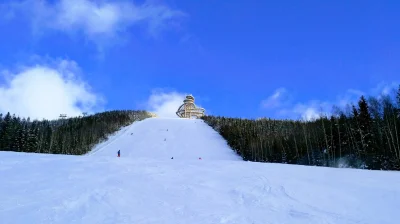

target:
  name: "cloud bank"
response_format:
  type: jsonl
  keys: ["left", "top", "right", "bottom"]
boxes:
{"left": 0, "top": 60, "right": 103, "bottom": 120}
{"left": 2, "top": 0, "right": 186, "bottom": 49}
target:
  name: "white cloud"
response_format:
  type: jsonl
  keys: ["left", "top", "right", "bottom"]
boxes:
{"left": 371, "top": 81, "right": 399, "bottom": 97}
{"left": 0, "top": 59, "right": 103, "bottom": 120}
{"left": 296, "top": 107, "right": 320, "bottom": 121}
{"left": 336, "top": 88, "right": 365, "bottom": 108}
{"left": 292, "top": 101, "right": 329, "bottom": 121}
{"left": 261, "top": 87, "right": 289, "bottom": 109}
{"left": 276, "top": 101, "right": 328, "bottom": 121}
{"left": 297, "top": 89, "right": 369, "bottom": 120}
{"left": 2, "top": 0, "right": 186, "bottom": 48}
{"left": 145, "top": 90, "right": 186, "bottom": 118}
{"left": 144, "top": 90, "right": 207, "bottom": 118}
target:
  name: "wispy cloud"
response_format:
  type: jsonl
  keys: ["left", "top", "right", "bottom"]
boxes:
{"left": 371, "top": 81, "right": 399, "bottom": 97}
{"left": 293, "top": 101, "right": 330, "bottom": 121}
{"left": 336, "top": 89, "right": 366, "bottom": 108}
{"left": 262, "top": 81, "right": 399, "bottom": 121}
{"left": 179, "top": 34, "right": 205, "bottom": 55}
{"left": 1, "top": 0, "right": 187, "bottom": 50}
{"left": 276, "top": 100, "right": 328, "bottom": 121}
{"left": 261, "top": 87, "right": 290, "bottom": 109}
{"left": 0, "top": 58, "right": 104, "bottom": 120}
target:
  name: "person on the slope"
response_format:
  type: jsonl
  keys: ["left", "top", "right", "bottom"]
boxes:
{"left": 118, "top": 150, "right": 120, "bottom": 157}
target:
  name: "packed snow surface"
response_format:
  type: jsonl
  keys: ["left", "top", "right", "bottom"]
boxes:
{"left": 90, "top": 118, "right": 241, "bottom": 160}
{"left": 1, "top": 118, "right": 400, "bottom": 224}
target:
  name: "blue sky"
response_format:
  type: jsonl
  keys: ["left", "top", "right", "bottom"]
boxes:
{"left": 0, "top": 0, "right": 399, "bottom": 120}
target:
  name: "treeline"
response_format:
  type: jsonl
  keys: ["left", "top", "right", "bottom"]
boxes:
{"left": 0, "top": 110, "right": 153, "bottom": 155}
{"left": 202, "top": 86, "right": 400, "bottom": 171}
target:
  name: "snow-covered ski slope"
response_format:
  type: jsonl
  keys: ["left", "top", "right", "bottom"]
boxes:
{"left": 90, "top": 117, "right": 241, "bottom": 161}
{"left": 1, "top": 118, "right": 400, "bottom": 224}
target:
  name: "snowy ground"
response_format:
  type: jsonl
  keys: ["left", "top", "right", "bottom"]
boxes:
{"left": 1, "top": 118, "right": 400, "bottom": 224}
{"left": 90, "top": 117, "right": 241, "bottom": 161}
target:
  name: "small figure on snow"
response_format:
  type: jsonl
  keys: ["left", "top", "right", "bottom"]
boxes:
{"left": 199, "top": 157, "right": 202, "bottom": 160}
{"left": 171, "top": 157, "right": 174, "bottom": 159}
{"left": 117, "top": 150, "right": 120, "bottom": 157}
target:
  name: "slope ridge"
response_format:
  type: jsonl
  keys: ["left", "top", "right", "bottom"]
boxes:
{"left": 91, "top": 117, "right": 241, "bottom": 161}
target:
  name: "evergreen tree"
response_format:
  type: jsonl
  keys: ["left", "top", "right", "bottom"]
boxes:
{"left": 1, "top": 112, "right": 12, "bottom": 150}
{"left": 0, "top": 113, "right": 3, "bottom": 148}
{"left": 397, "top": 85, "right": 400, "bottom": 118}
{"left": 350, "top": 104, "right": 362, "bottom": 159}
{"left": 357, "top": 96, "right": 375, "bottom": 168}
{"left": 337, "top": 112, "right": 349, "bottom": 157}
{"left": 397, "top": 85, "right": 400, "bottom": 106}
{"left": 358, "top": 96, "right": 372, "bottom": 132}
{"left": 27, "top": 121, "right": 38, "bottom": 153}
{"left": 11, "top": 116, "right": 22, "bottom": 151}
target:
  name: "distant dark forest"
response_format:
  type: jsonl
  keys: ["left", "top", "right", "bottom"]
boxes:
{"left": 1, "top": 87, "right": 399, "bottom": 171}
{"left": 202, "top": 86, "right": 400, "bottom": 171}
{"left": 0, "top": 110, "right": 152, "bottom": 155}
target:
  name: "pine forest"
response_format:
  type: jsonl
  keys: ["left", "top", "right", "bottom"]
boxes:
{"left": 202, "top": 86, "right": 400, "bottom": 171}
{"left": 0, "top": 110, "right": 152, "bottom": 155}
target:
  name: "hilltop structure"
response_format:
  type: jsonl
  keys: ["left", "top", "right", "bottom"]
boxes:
{"left": 176, "top": 95, "right": 205, "bottom": 118}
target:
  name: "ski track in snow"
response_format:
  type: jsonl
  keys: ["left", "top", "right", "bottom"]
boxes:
{"left": 1, "top": 117, "right": 400, "bottom": 224}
